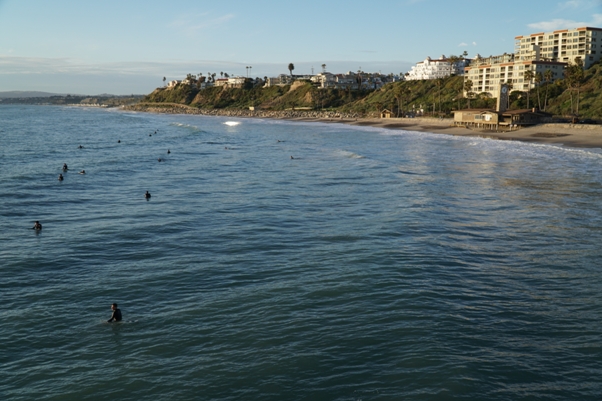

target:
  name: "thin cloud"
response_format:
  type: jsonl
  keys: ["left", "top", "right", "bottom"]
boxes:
{"left": 170, "top": 13, "right": 235, "bottom": 36}
{"left": 472, "top": 42, "right": 477, "bottom": 46}
{"left": 557, "top": 0, "right": 600, "bottom": 10}
{"left": 458, "top": 42, "right": 468, "bottom": 47}
{"left": 528, "top": 14, "right": 602, "bottom": 31}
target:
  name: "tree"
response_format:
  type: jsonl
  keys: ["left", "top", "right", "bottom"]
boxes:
{"left": 464, "top": 79, "right": 474, "bottom": 108}
{"left": 534, "top": 71, "right": 543, "bottom": 110}
{"left": 220, "top": 71, "right": 223, "bottom": 78}
{"left": 505, "top": 80, "right": 514, "bottom": 110}
{"left": 523, "top": 69, "right": 535, "bottom": 109}
{"left": 435, "top": 78, "right": 444, "bottom": 114}
{"left": 564, "top": 58, "right": 585, "bottom": 117}
{"left": 288, "top": 63, "right": 295, "bottom": 77}
{"left": 543, "top": 69, "right": 553, "bottom": 111}
{"left": 163, "top": 76, "right": 166, "bottom": 87}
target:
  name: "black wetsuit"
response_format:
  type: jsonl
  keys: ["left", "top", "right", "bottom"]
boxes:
{"left": 108, "top": 308, "right": 122, "bottom": 323}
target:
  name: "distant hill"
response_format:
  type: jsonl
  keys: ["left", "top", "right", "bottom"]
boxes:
{"left": 0, "top": 91, "right": 77, "bottom": 98}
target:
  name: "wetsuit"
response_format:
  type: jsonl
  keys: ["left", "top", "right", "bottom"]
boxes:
{"left": 108, "top": 308, "right": 122, "bottom": 323}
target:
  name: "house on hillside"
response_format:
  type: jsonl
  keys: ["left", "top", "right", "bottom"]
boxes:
{"left": 406, "top": 55, "right": 469, "bottom": 80}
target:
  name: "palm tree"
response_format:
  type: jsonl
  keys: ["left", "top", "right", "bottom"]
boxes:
{"left": 543, "top": 69, "right": 553, "bottom": 111}
{"left": 464, "top": 79, "right": 474, "bottom": 108}
{"left": 534, "top": 72, "right": 543, "bottom": 110}
{"left": 163, "top": 77, "right": 166, "bottom": 87}
{"left": 505, "top": 80, "right": 514, "bottom": 110}
{"left": 565, "top": 59, "right": 585, "bottom": 117}
{"left": 523, "top": 69, "right": 535, "bottom": 109}
{"left": 288, "top": 63, "right": 295, "bottom": 77}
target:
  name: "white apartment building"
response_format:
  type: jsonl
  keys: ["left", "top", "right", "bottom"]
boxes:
{"left": 515, "top": 26, "right": 602, "bottom": 69}
{"left": 464, "top": 53, "right": 566, "bottom": 100}
{"left": 405, "top": 55, "right": 469, "bottom": 80}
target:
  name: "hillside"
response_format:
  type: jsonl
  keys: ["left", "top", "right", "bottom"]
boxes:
{"left": 142, "top": 62, "right": 602, "bottom": 119}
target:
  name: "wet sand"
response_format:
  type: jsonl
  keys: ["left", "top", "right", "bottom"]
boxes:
{"left": 287, "top": 117, "right": 602, "bottom": 149}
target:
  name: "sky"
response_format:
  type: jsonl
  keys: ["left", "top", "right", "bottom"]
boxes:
{"left": 0, "top": 0, "right": 601, "bottom": 95}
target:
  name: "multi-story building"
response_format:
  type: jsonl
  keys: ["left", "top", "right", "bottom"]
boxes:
{"left": 464, "top": 53, "right": 566, "bottom": 99}
{"left": 405, "top": 55, "right": 469, "bottom": 81}
{"left": 515, "top": 26, "right": 602, "bottom": 69}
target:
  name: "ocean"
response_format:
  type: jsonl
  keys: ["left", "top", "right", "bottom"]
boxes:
{"left": 1, "top": 105, "right": 601, "bottom": 400}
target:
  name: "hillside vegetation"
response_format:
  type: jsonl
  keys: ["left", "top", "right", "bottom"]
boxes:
{"left": 143, "top": 62, "right": 602, "bottom": 119}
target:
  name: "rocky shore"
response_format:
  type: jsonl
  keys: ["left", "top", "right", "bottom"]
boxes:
{"left": 123, "top": 103, "right": 361, "bottom": 119}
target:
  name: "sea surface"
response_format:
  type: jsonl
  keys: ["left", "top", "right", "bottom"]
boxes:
{"left": 1, "top": 105, "right": 602, "bottom": 401}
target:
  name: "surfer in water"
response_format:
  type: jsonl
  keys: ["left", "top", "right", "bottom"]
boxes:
{"left": 58, "top": 174, "right": 64, "bottom": 181}
{"left": 32, "top": 221, "right": 42, "bottom": 230}
{"left": 79, "top": 170, "right": 86, "bottom": 174}
{"left": 145, "top": 191, "right": 151, "bottom": 199}
{"left": 62, "top": 163, "right": 68, "bottom": 171}
{"left": 78, "top": 145, "right": 84, "bottom": 149}
{"left": 107, "top": 303, "right": 122, "bottom": 323}
{"left": 167, "top": 149, "right": 170, "bottom": 154}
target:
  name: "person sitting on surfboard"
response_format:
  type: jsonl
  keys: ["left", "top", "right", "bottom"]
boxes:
{"left": 145, "top": 191, "right": 151, "bottom": 199}
{"left": 32, "top": 221, "right": 42, "bottom": 230}
{"left": 62, "top": 163, "right": 68, "bottom": 171}
{"left": 107, "top": 303, "right": 122, "bottom": 323}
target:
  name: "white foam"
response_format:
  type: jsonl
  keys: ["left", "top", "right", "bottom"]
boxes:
{"left": 224, "top": 121, "right": 240, "bottom": 126}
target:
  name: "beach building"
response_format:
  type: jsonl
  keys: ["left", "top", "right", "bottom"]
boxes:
{"left": 167, "top": 80, "right": 181, "bottom": 88}
{"left": 405, "top": 56, "right": 469, "bottom": 81}
{"left": 515, "top": 26, "right": 602, "bottom": 69}
{"left": 464, "top": 53, "right": 566, "bottom": 99}
{"left": 454, "top": 84, "right": 552, "bottom": 129}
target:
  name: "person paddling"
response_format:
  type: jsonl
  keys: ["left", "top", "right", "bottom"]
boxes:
{"left": 107, "top": 303, "right": 122, "bottom": 323}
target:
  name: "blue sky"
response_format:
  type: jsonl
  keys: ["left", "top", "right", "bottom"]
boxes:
{"left": 0, "top": 0, "right": 601, "bottom": 95}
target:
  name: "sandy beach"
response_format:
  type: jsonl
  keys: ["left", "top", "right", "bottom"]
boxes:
{"left": 124, "top": 104, "right": 602, "bottom": 149}
{"left": 287, "top": 116, "right": 602, "bottom": 149}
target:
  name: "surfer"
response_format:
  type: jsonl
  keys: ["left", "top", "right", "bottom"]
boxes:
{"left": 78, "top": 145, "right": 84, "bottom": 149}
{"left": 145, "top": 191, "right": 151, "bottom": 199}
{"left": 107, "top": 303, "right": 122, "bottom": 323}
{"left": 158, "top": 158, "right": 162, "bottom": 162}
{"left": 118, "top": 140, "right": 121, "bottom": 143}
{"left": 32, "top": 221, "right": 42, "bottom": 230}
{"left": 62, "top": 163, "right": 68, "bottom": 171}
{"left": 58, "top": 173, "right": 64, "bottom": 181}
{"left": 79, "top": 170, "right": 86, "bottom": 174}
{"left": 290, "top": 156, "right": 294, "bottom": 159}
{"left": 167, "top": 149, "right": 170, "bottom": 154}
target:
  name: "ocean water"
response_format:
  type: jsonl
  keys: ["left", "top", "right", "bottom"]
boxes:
{"left": 1, "top": 105, "right": 602, "bottom": 401}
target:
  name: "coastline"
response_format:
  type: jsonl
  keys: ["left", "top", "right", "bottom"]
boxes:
{"left": 123, "top": 104, "right": 602, "bottom": 149}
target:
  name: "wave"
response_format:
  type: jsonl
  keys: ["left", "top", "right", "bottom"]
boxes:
{"left": 336, "top": 150, "right": 365, "bottom": 159}
{"left": 169, "top": 122, "right": 203, "bottom": 133}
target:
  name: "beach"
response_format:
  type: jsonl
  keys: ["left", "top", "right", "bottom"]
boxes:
{"left": 124, "top": 104, "right": 602, "bottom": 149}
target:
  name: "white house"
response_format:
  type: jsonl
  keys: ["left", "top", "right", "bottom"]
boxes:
{"left": 406, "top": 55, "right": 469, "bottom": 80}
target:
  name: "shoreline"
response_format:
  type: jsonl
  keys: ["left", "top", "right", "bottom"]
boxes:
{"left": 123, "top": 104, "right": 602, "bottom": 149}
